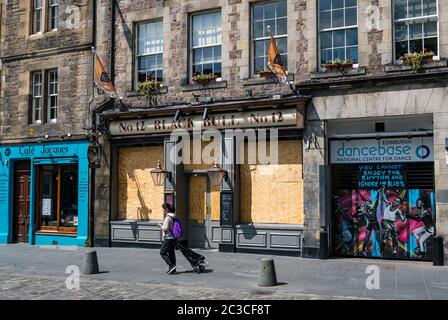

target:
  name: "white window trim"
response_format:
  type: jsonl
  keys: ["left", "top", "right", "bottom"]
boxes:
{"left": 48, "top": 0, "right": 59, "bottom": 31}
{"left": 47, "top": 69, "right": 58, "bottom": 123}
{"left": 189, "top": 10, "right": 222, "bottom": 82}
{"left": 32, "top": 71, "right": 43, "bottom": 124}
{"left": 318, "top": 0, "right": 359, "bottom": 70}
{"left": 392, "top": 0, "right": 440, "bottom": 63}
{"left": 134, "top": 20, "right": 164, "bottom": 87}
{"left": 32, "top": 0, "right": 44, "bottom": 35}
{"left": 251, "top": 0, "right": 288, "bottom": 76}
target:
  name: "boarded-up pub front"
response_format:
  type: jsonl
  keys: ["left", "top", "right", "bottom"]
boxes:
{"left": 103, "top": 97, "right": 307, "bottom": 255}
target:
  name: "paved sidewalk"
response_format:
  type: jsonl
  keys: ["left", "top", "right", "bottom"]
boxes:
{"left": 0, "top": 244, "right": 447, "bottom": 300}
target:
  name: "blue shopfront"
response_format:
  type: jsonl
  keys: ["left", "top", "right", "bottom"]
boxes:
{"left": 0, "top": 141, "right": 90, "bottom": 246}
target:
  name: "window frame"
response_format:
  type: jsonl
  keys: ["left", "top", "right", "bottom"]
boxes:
{"left": 392, "top": 0, "right": 439, "bottom": 62}
{"left": 32, "top": 0, "right": 44, "bottom": 34}
{"left": 31, "top": 71, "right": 43, "bottom": 124}
{"left": 250, "top": 0, "right": 288, "bottom": 77}
{"left": 47, "top": 69, "right": 58, "bottom": 123}
{"left": 318, "top": 0, "right": 359, "bottom": 70}
{"left": 189, "top": 10, "right": 223, "bottom": 83}
{"left": 36, "top": 164, "right": 79, "bottom": 234}
{"left": 48, "top": 0, "right": 59, "bottom": 31}
{"left": 134, "top": 19, "right": 164, "bottom": 87}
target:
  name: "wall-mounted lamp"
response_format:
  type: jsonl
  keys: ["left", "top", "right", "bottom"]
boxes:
{"left": 150, "top": 160, "right": 172, "bottom": 187}
{"left": 207, "top": 159, "right": 227, "bottom": 188}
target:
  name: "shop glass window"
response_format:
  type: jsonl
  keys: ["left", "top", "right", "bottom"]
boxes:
{"left": 252, "top": 0, "right": 288, "bottom": 74}
{"left": 32, "top": 71, "right": 43, "bottom": 124}
{"left": 191, "top": 11, "right": 222, "bottom": 79}
{"left": 136, "top": 21, "right": 163, "bottom": 83}
{"left": 319, "top": 0, "right": 358, "bottom": 66}
{"left": 48, "top": 0, "right": 59, "bottom": 30}
{"left": 393, "top": 0, "right": 438, "bottom": 60}
{"left": 38, "top": 165, "right": 78, "bottom": 233}
{"left": 33, "top": 0, "right": 43, "bottom": 34}
{"left": 47, "top": 69, "right": 58, "bottom": 123}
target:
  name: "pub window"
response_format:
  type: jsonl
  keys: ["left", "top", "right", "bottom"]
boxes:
{"left": 32, "top": 0, "right": 43, "bottom": 34}
{"left": 38, "top": 165, "right": 78, "bottom": 233}
{"left": 318, "top": 0, "right": 358, "bottom": 67}
{"left": 252, "top": 0, "right": 287, "bottom": 75}
{"left": 393, "top": 0, "right": 439, "bottom": 60}
{"left": 136, "top": 20, "right": 163, "bottom": 83}
{"left": 31, "top": 71, "right": 43, "bottom": 124}
{"left": 48, "top": 0, "right": 59, "bottom": 31}
{"left": 191, "top": 11, "right": 222, "bottom": 80}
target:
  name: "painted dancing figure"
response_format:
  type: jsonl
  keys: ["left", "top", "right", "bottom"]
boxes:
{"left": 353, "top": 191, "right": 382, "bottom": 256}
{"left": 406, "top": 198, "right": 435, "bottom": 258}
{"left": 380, "top": 189, "right": 406, "bottom": 256}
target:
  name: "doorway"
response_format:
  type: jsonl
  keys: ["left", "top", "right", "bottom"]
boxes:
{"left": 186, "top": 173, "right": 220, "bottom": 249}
{"left": 12, "top": 161, "right": 31, "bottom": 243}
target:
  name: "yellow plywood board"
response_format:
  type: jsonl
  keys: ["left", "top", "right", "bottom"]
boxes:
{"left": 118, "top": 146, "right": 165, "bottom": 221}
{"left": 240, "top": 140, "right": 304, "bottom": 224}
{"left": 189, "top": 176, "right": 207, "bottom": 223}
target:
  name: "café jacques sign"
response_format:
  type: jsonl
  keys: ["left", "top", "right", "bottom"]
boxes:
{"left": 109, "top": 108, "right": 301, "bottom": 136}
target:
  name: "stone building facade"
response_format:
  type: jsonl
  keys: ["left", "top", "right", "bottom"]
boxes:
{"left": 0, "top": 0, "right": 96, "bottom": 246}
{"left": 93, "top": 0, "right": 448, "bottom": 262}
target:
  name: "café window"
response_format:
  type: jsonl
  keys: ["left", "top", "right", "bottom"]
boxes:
{"left": 191, "top": 11, "right": 222, "bottom": 79}
{"left": 252, "top": 0, "right": 287, "bottom": 75}
{"left": 136, "top": 20, "right": 163, "bottom": 83}
{"left": 319, "top": 0, "right": 358, "bottom": 67}
{"left": 37, "top": 165, "right": 78, "bottom": 233}
{"left": 393, "top": 0, "right": 439, "bottom": 60}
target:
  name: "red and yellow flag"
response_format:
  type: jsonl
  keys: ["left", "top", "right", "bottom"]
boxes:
{"left": 94, "top": 52, "right": 117, "bottom": 98}
{"left": 268, "top": 34, "right": 288, "bottom": 83}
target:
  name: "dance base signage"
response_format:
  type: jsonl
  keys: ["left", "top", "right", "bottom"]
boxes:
{"left": 330, "top": 137, "right": 434, "bottom": 164}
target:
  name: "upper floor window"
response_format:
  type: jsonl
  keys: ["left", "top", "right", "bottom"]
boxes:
{"left": 191, "top": 11, "right": 222, "bottom": 80}
{"left": 136, "top": 21, "right": 163, "bottom": 83}
{"left": 319, "top": 0, "right": 358, "bottom": 67}
{"left": 48, "top": 0, "right": 59, "bottom": 31}
{"left": 252, "top": 0, "right": 287, "bottom": 75}
{"left": 393, "top": 0, "right": 438, "bottom": 60}
{"left": 32, "top": 0, "right": 59, "bottom": 34}
{"left": 31, "top": 69, "right": 58, "bottom": 124}
{"left": 33, "top": 0, "right": 43, "bottom": 34}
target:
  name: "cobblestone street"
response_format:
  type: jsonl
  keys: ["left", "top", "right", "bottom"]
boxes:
{"left": 0, "top": 272, "right": 358, "bottom": 300}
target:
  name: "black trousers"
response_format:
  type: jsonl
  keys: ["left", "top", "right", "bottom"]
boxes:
{"left": 160, "top": 239, "right": 177, "bottom": 269}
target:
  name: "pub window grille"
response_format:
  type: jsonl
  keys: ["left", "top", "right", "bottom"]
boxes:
{"left": 252, "top": 0, "right": 288, "bottom": 75}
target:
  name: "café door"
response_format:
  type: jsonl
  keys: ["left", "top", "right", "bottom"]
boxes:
{"left": 187, "top": 173, "right": 220, "bottom": 249}
{"left": 13, "top": 161, "right": 31, "bottom": 243}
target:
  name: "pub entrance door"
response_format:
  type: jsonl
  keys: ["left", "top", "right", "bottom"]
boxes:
{"left": 186, "top": 173, "right": 220, "bottom": 249}
{"left": 12, "top": 161, "right": 31, "bottom": 243}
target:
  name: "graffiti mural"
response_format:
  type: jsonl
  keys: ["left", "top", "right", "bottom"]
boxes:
{"left": 332, "top": 188, "right": 436, "bottom": 261}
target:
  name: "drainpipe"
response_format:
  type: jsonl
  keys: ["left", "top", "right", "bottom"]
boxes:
{"left": 89, "top": 0, "right": 97, "bottom": 247}
{"left": 110, "top": 0, "right": 116, "bottom": 83}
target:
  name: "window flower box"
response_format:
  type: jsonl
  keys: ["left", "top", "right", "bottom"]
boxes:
{"left": 192, "top": 73, "right": 218, "bottom": 85}
{"left": 257, "top": 68, "right": 276, "bottom": 79}
{"left": 324, "top": 59, "right": 354, "bottom": 72}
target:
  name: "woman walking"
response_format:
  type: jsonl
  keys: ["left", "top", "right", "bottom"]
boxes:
{"left": 158, "top": 203, "right": 178, "bottom": 274}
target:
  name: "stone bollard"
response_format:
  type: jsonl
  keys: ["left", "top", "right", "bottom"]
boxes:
{"left": 81, "top": 250, "right": 100, "bottom": 275}
{"left": 257, "top": 258, "right": 278, "bottom": 287}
